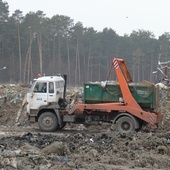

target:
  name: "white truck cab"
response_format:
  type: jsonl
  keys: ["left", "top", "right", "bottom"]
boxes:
{"left": 26, "top": 75, "right": 66, "bottom": 130}
{"left": 27, "top": 76, "right": 65, "bottom": 112}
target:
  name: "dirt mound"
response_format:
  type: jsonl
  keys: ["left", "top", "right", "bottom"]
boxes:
{"left": 0, "top": 131, "right": 169, "bottom": 169}
{"left": 0, "top": 84, "right": 169, "bottom": 169}
{"left": 157, "top": 88, "right": 170, "bottom": 131}
{"left": 0, "top": 84, "right": 28, "bottom": 126}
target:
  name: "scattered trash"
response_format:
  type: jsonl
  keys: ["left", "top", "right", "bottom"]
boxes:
{"left": 0, "top": 85, "right": 169, "bottom": 169}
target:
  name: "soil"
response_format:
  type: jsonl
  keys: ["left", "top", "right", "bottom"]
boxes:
{"left": 0, "top": 84, "right": 169, "bottom": 170}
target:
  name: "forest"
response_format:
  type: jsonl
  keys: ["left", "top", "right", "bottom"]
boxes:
{"left": 0, "top": 0, "right": 170, "bottom": 86}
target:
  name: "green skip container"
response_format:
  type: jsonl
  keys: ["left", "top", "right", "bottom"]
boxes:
{"left": 84, "top": 81, "right": 158, "bottom": 111}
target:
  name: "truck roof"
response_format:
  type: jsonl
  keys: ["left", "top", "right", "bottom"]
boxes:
{"left": 34, "top": 76, "right": 64, "bottom": 82}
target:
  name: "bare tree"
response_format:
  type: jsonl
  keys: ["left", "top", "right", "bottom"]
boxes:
{"left": 37, "top": 32, "right": 43, "bottom": 74}
{"left": 23, "top": 28, "right": 33, "bottom": 84}
{"left": 67, "top": 36, "right": 71, "bottom": 84}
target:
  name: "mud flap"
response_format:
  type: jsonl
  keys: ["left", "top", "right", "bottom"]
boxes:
{"left": 54, "top": 109, "right": 62, "bottom": 128}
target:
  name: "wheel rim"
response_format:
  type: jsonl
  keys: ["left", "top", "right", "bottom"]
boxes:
{"left": 116, "top": 116, "right": 134, "bottom": 134}
{"left": 42, "top": 117, "right": 54, "bottom": 127}
{"left": 121, "top": 121, "right": 131, "bottom": 131}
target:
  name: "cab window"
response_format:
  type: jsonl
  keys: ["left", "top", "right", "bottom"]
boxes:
{"left": 33, "top": 82, "right": 47, "bottom": 93}
{"left": 60, "top": 81, "right": 64, "bottom": 88}
{"left": 56, "top": 81, "right": 60, "bottom": 88}
{"left": 49, "top": 82, "right": 54, "bottom": 93}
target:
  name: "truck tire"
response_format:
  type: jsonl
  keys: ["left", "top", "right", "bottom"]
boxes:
{"left": 116, "top": 116, "right": 135, "bottom": 134}
{"left": 38, "top": 112, "right": 58, "bottom": 132}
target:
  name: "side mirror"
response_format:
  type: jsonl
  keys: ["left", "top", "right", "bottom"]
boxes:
{"left": 31, "top": 92, "right": 34, "bottom": 97}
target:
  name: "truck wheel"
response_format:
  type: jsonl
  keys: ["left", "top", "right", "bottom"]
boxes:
{"left": 38, "top": 112, "right": 58, "bottom": 132}
{"left": 116, "top": 116, "right": 135, "bottom": 134}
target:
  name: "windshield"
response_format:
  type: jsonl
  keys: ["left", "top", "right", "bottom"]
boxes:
{"left": 33, "top": 82, "right": 47, "bottom": 93}
{"left": 29, "top": 81, "right": 36, "bottom": 93}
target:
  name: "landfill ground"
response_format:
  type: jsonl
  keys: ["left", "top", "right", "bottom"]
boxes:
{"left": 0, "top": 84, "right": 170, "bottom": 170}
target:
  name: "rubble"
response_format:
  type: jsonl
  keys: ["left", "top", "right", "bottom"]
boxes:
{"left": 0, "top": 84, "right": 169, "bottom": 169}
{"left": 0, "top": 131, "right": 170, "bottom": 169}
{"left": 0, "top": 84, "right": 28, "bottom": 126}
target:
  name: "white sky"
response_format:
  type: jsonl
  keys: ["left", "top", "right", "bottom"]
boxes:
{"left": 4, "top": 0, "right": 170, "bottom": 38}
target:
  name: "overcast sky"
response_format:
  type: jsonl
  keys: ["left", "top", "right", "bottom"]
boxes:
{"left": 4, "top": 0, "right": 170, "bottom": 38}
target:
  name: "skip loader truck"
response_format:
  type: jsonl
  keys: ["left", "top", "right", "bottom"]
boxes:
{"left": 25, "top": 58, "right": 163, "bottom": 134}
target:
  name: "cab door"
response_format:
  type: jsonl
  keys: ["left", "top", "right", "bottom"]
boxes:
{"left": 47, "top": 81, "right": 64, "bottom": 103}
{"left": 47, "top": 82, "right": 57, "bottom": 103}
{"left": 28, "top": 82, "right": 48, "bottom": 110}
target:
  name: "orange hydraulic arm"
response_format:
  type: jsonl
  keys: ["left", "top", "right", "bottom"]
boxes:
{"left": 112, "top": 58, "right": 142, "bottom": 109}
{"left": 112, "top": 58, "right": 133, "bottom": 83}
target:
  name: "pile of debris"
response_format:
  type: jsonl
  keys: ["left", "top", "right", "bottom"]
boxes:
{"left": 0, "top": 84, "right": 169, "bottom": 169}
{"left": 157, "top": 86, "right": 170, "bottom": 132}
{"left": 0, "top": 130, "right": 170, "bottom": 169}
{"left": 0, "top": 84, "right": 28, "bottom": 126}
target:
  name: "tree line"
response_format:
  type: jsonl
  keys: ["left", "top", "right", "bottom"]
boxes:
{"left": 0, "top": 0, "right": 170, "bottom": 85}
